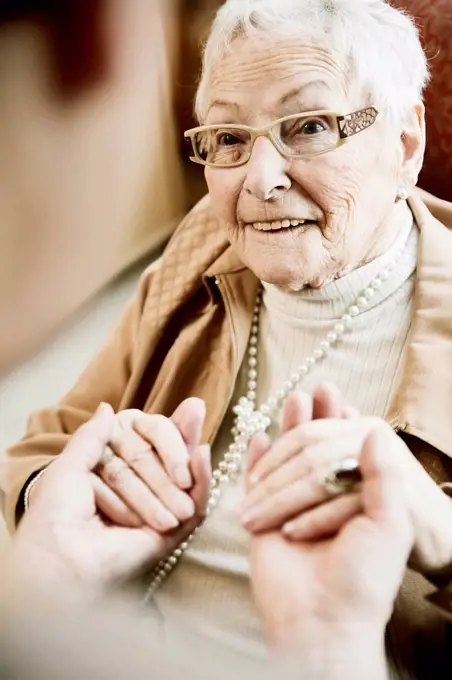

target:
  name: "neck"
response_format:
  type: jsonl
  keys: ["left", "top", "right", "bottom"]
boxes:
{"left": 358, "top": 199, "right": 413, "bottom": 272}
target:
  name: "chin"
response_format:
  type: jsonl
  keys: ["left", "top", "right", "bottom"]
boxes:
{"left": 244, "top": 258, "right": 324, "bottom": 292}
{"left": 232, "top": 226, "right": 332, "bottom": 290}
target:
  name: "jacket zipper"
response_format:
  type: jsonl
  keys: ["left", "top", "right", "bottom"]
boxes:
{"left": 389, "top": 420, "right": 407, "bottom": 434}
{"left": 208, "top": 275, "right": 241, "bottom": 445}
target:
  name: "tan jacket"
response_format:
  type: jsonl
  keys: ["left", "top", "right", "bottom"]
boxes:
{"left": 3, "top": 189, "right": 452, "bottom": 678}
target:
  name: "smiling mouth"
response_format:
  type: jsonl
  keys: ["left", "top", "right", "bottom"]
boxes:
{"left": 245, "top": 219, "right": 316, "bottom": 232}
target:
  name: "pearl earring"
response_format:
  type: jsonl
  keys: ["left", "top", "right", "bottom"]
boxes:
{"left": 397, "top": 187, "right": 409, "bottom": 201}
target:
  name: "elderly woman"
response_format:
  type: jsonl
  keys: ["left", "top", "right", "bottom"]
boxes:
{"left": 3, "top": 0, "right": 452, "bottom": 677}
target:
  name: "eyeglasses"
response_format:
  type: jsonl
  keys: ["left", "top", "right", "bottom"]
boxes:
{"left": 184, "top": 106, "right": 380, "bottom": 168}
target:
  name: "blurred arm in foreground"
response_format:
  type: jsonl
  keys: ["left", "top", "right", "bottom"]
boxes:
{"left": 0, "top": 0, "right": 184, "bottom": 376}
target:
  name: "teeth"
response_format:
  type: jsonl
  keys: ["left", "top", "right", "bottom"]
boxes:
{"left": 249, "top": 219, "right": 307, "bottom": 231}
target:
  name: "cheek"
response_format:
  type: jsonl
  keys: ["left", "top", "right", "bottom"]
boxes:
{"left": 291, "top": 155, "right": 362, "bottom": 219}
{"left": 313, "top": 141, "right": 400, "bottom": 247}
{"left": 336, "top": 139, "right": 399, "bottom": 214}
{"left": 205, "top": 168, "right": 243, "bottom": 224}
{"left": 315, "top": 143, "right": 392, "bottom": 217}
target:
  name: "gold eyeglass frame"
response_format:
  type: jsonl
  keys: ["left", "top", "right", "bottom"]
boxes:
{"left": 184, "top": 106, "right": 380, "bottom": 168}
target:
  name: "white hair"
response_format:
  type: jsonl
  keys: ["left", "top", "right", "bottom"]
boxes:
{"left": 195, "top": 0, "right": 429, "bottom": 125}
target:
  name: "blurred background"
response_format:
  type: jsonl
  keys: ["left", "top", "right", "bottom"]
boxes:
{"left": 0, "top": 0, "right": 451, "bottom": 544}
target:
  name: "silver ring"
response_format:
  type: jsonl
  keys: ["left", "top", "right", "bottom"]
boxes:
{"left": 323, "top": 457, "right": 362, "bottom": 496}
{"left": 98, "top": 445, "right": 116, "bottom": 468}
{"left": 96, "top": 446, "right": 127, "bottom": 477}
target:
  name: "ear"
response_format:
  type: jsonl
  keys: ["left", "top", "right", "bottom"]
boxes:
{"left": 399, "top": 101, "right": 426, "bottom": 189}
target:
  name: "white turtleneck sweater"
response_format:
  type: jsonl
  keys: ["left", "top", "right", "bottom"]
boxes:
{"left": 153, "top": 218, "right": 418, "bottom": 661}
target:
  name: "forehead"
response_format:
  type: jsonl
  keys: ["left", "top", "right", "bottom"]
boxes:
{"left": 205, "top": 35, "right": 353, "bottom": 124}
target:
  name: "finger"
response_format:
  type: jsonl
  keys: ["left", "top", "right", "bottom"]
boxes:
{"left": 97, "top": 456, "right": 180, "bottom": 532}
{"left": 242, "top": 473, "right": 332, "bottom": 533}
{"left": 189, "top": 444, "right": 212, "bottom": 518}
{"left": 92, "top": 474, "right": 143, "bottom": 528}
{"left": 61, "top": 403, "right": 115, "bottom": 471}
{"left": 342, "top": 405, "right": 360, "bottom": 419}
{"left": 281, "top": 391, "right": 313, "bottom": 432}
{"left": 110, "top": 429, "right": 195, "bottom": 522}
{"left": 244, "top": 433, "right": 365, "bottom": 511}
{"left": 353, "top": 427, "right": 414, "bottom": 574}
{"left": 360, "top": 426, "right": 408, "bottom": 527}
{"left": 133, "top": 414, "right": 192, "bottom": 489}
{"left": 283, "top": 493, "right": 362, "bottom": 540}
{"left": 171, "top": 397, "right": 206, "bottom": 448}
{"left": 114, "top": 409, "right": 145, "bottom": 429}
{"left": 143, "top": 445, "right": 212, "bottom": 558}
{"left": 249, "top": 417, "right": 377, "bottom": 485}
{"left": 312, "top": 382, "right": 344, "bottom": 419}
{"left": 246, "top": 432, "right": 271, "bottom": 478}
{"left": 115, "top": 402, "right": 206, "bottom": 449}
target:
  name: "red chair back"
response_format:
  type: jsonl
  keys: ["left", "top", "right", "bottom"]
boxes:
{"left": 392, "top": 1, "right": 452, "bottom": 200}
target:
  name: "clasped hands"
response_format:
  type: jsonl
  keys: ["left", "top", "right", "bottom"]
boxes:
{"left": 21, "top": 382, "right": 452, "bottom": 642}
{"left": 88, "top": 383, "right": 452, "bottom": 578}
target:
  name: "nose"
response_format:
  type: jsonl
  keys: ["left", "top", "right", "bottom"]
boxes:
{"left": 243, "top": 136, "right": 292, "bottom": 202}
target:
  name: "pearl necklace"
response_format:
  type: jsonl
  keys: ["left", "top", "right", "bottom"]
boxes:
{"left": 143, "top": 244, "right": 405, "bottom": 603}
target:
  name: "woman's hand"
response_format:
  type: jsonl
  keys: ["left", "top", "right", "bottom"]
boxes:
{"left": 94, "top": 398, "right": 206, "bottom": 532}
{"left": 31, "top": 398, "right": 212, "bottom": 577}
{"left": 15, "top": 403, "right": 211, "bottom": 592}
{"left": 241, "top": 389, "right": 452, "bottom": 574}
{"left": 248, "top": 425, "right": 414, "bottom": 661}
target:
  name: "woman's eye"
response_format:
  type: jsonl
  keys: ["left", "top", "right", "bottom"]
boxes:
{"left": 218, "top": 132, "right": 241, "bottom": 146}
{"left": 300, "top": 120, "right": 326, "bottom": 135}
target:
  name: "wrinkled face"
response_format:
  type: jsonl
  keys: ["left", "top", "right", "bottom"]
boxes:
{"left": 203, "top": 35, "right": 403, "bottom": 290}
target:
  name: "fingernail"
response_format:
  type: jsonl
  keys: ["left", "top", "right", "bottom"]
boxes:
{"left": 157, "top": 510, "right": 179, "bottom": 531}
{"left": 249, "top": 473, "right": 260, "bottom": 486}
{"left": 95, "top": 402, "right": 111, "bottom": 417}
{"left": 241, "top": 509, "right": 258, "bottom": 526}
{"left": 177, "top": 495, "right": 195, "bottom": 520}
{"left": 173, "top": 464, "right": 192, "bottom": 490}
{"left": 283, "top": 521, "right": 296, "bottom": 536}
{"left": 94, "top": 403, "right": 114, "bottom": 431}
